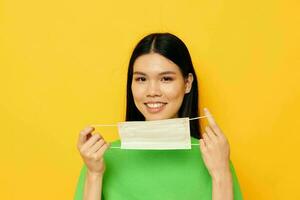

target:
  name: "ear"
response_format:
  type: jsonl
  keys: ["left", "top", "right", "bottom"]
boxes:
{"left": 184, "top": 73, "right": 194, "bottom": 94}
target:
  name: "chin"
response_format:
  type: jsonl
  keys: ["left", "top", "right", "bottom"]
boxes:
{"left": 144, "top": 113, "right": 175, "bottom": 121}
{"left": 145, "top": 116, "right": 165, "bottom": 121}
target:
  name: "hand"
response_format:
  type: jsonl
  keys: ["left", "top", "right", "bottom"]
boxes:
{"left": 199, "top": 108, "right": 231, "bottom": 179}
{"left": 77, "top": 126, "right": 110, "bottom": 176}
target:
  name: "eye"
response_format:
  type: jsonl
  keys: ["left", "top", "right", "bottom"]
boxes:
{"left": 161, "top": 76, "right": 173, "bottom": 82}
{"left": 134, "top": 77, "right": 146, "bottom": 82}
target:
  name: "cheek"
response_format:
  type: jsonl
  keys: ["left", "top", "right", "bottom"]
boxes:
{"left": 131, "top": 83, "right": 144, "bottom": 102}
{"left": 162, "top": 83, "right": 185, "bottom": 101}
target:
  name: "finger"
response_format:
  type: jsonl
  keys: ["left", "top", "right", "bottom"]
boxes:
{"left": 81, "top": 133, "right": 102, "bottom": 151}
{"left": 202, "top": 131, "right": 211, "bottom": 141}
{"left": 199, "top": 139, "right": 207, "bottom": 152}
{"left": 95, "top": 143, "right": 110, "bottom": 158}
{"left": 202, "top": 132, "right": 212, "bottom": 146}
{"left": 205, "top": 126, "right": 218, "bottom": 141}
{"left": 199, "top": 139, "right": 205, "bottom": 147}
{"left": 78, "top": 126, "right": 95, "bottom": 148}
{"left": 204, "top": 108, "right": 222, "bottom": 136}
{"left": 88, "top": 139, "right": 105, "bottom": 154}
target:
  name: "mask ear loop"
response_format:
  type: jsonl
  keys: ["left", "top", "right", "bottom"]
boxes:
{"left": 90, "top": 115, "right": 208, "bottom": 149}
{"left": 189, "top": 116, "right": 207, "bottom": 120}
{"left": 189, "top": 115, "right": 207, "bottom": 146}
{"left": 91, "top": 116, "right": 207, "bottom": 127}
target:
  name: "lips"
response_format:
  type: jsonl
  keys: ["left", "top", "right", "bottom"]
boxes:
{"left": 144, "top": 102, "right": 167, "bottom": 113}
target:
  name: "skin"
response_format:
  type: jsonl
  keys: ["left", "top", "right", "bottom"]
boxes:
{"left": 200, "top": 108, "right": 233, "bottom": 200}
{"left": 131, "top": 53, "right": 193, "bottom": 121}
{"left": 77, "top": 52, "right": 233, "bottom": 200}
{"left": 77, "top": 127, "right": 109, "bottom": 200}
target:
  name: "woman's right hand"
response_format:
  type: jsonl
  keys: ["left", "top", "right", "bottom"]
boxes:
{"left": 77, "top": 126, "right": 110, "bottom": 176}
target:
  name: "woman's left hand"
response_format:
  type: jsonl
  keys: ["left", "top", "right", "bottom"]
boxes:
{"left": 199, "top": 108, "right": 231, "bottom": 179}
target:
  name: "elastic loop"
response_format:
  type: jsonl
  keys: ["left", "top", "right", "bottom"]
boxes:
{"left": 91, "top": 115, "right": 207, "bottom": 127}
{"left": 109, "top": 143, "right": 200, "bottom": 149}
{"left": 189, "top": 115, "right": 207, "bottom": 120}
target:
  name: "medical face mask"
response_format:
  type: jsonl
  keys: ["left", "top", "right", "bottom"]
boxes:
{"left": 91, "top": 116, "right": 207, "bottom": 150}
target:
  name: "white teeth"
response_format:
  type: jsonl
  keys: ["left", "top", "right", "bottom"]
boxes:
{"left": 146, "top": 103, "right": 164, "bottom": 108}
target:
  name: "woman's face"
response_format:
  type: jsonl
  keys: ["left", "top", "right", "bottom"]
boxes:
{"left": 131, "top": 53, "right": 193, "bottom": 121}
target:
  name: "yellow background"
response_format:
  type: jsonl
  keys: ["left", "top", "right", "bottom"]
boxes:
{"left": 1, "top": 0, "right": 299, "bottom": 199}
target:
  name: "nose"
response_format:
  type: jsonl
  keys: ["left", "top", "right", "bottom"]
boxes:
{"left": 146, "top": 81, "right": 162, "bottom": 97}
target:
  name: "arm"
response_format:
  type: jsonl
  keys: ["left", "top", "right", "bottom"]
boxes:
{"left": 199, "top": 108, "right": 235, "bottom": 200}
{"left": 211, "top": 170, "right": 233, "bottom": 200}
{"left": 76, "top": 126, "right": 110, "bottom": 200}
{"left": 83, "top": 171, "right": 104, "bottom": 200}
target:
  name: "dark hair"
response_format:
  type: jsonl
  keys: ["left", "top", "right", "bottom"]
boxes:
{"left": 125, "top": 32, "right": 202, "bottom": 139}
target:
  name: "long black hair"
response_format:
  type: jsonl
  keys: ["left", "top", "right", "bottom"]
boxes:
{"left": 125, "top": 32, "right": 202, "bottom": 139}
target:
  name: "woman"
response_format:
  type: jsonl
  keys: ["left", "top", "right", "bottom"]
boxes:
{"left": 74, "top": 33, "right": 243, "bottom": 200}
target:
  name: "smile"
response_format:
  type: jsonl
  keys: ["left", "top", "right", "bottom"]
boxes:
{"left": 144, "top": 102, "right": 167, "bottom": 113}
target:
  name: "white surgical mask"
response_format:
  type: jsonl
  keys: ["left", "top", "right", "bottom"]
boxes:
{"left": 91, "top": 116, "right": 207, "bottom": 150}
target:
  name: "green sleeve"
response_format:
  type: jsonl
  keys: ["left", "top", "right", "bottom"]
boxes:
{"left": 229, "top": 160, "right": 243, "bottom": 200}
{"left": 73, "top": 164, "right": 87, "bottom": 200}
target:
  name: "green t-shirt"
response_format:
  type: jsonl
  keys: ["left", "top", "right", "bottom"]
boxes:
{"left": 74, "top": 137, "right": 243, "bottom": 200}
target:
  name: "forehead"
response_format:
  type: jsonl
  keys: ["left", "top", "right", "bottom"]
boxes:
{"left": 133, "top": 53, "right": 181, "bottom": 74}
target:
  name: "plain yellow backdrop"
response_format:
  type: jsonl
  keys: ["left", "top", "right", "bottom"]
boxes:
{"left": 1, "top": 0, "right": 299, "bottom": 199}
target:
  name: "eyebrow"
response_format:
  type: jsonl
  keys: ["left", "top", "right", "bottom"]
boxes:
{"left": 133, "top": 71, "right": 177, "bottom": 76}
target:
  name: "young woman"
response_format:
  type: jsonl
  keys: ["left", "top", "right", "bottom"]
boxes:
{"left": 74, "top": 33, "right": 243, "bottom": 200}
